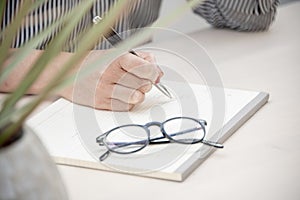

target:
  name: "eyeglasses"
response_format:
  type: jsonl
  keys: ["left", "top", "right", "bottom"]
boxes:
{"left": 96, "top": 116, "right": 224, "bottom": 161}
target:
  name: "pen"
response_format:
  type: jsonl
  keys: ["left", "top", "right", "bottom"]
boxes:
{"left": 93, "top": 16, "right": 172, "bottom": 99}
{"left": 127, "top": 49, "right": 172, "bottom": 99}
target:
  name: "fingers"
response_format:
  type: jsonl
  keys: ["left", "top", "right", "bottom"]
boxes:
{"left": 117, "top": 53, "right": 162, "bottom": 83}
{"left": 95, "top": 51, "right": 163, "bottom": 111}
{"left": 110, "top": 84, "right": 145, "bottom": 104}
{"left": 101, "top": 66, "right": 152, "bottom": 93}
{"left": 117, "top": 72, "right": 152, "bottom": 93}
{"left": 97, "top": 98, "right": 135, "bottom": 111}
{"left": 70, "top": 51, "right": 164, "bottom": 111}
{"left": 94, "top": 84, "right": 144, "bottom": 111}
{"left": 135, "top": 51, "right": 164, "bottom": 83}
{"left": 136, "top": 51, "right": 157, "bottom": 64}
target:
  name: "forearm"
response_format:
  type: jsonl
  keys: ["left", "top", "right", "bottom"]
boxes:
{"left": 0, "top": 48, "right": 80, "bottom": 95}
{"left": 193, "top": 0, "right": 279, "bottom": 31}
{"left": 0, "top": 48, "right": 163, "bottom": 111}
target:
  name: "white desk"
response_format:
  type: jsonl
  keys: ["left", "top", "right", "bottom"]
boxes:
{"left": 56, "top": 3, "right": 300, "bottom": 200}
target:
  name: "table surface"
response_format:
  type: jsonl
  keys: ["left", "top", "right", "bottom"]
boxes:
{"left": 29, "top": 2, "right": 300, "bottom": 200}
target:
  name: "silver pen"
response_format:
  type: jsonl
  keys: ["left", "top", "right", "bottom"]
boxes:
{"left": 93, "top": 16, "right": 172, "bottom": 99}
{"left": 127, "top": 50, "right": 172, "bottom": 99}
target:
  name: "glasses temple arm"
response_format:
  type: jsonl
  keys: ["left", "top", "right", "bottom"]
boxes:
{"left": 99, "top": 150, "right": 110, "bottom": 161}
{"left": 202, "top": 140, "right": 224, "bottom": 148}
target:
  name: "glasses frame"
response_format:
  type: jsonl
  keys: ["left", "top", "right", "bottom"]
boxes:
{"left": 96, "top": 116, "right": 223, "bottom": 161}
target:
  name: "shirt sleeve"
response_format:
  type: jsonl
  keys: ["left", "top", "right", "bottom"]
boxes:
{"left": 192, "top": 0, "right": 280, "bottom": 31}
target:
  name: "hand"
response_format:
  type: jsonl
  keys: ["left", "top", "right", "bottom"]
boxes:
{"left": 62, "top": 51, "right": 163, "bottom": 111}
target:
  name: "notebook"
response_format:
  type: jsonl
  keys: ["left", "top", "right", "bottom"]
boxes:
{"left": 25, "top": 81, "right": 269, "bottom": 181}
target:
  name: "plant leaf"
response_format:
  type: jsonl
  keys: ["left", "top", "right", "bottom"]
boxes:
{"left": 0, "top": 0, "right": 203, "bottom": 146}
{"left": 0, "top": 0, "right": 95, "bottom": 121}
{"left": 0, "top": 0, "right": 46, "bottom": 69}
{"left": 0, "top": 0, "right": 131, "bottom": 145}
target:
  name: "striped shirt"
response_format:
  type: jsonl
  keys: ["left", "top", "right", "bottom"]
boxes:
{"left": 1, "top": 0, "right": 279, "bottom": 52}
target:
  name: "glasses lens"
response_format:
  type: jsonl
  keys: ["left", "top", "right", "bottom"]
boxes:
{"left": 105, "top": 125, "right": 149, "bottom": 154}
{"left": 162, "top": 118, "right": 205, "bottom": 144}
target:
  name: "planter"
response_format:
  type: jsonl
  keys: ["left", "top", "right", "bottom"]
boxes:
{"left": 0, "top": 126, "right": 68, "bottom": 199}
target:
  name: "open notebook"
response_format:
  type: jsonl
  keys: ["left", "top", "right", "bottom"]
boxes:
{"left": 26, "top": 81, "right": 269, "bottom": 181}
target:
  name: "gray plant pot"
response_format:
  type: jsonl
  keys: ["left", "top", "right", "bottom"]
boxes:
{"left": 0, "top": 126, "right": 68, "bottom": 200}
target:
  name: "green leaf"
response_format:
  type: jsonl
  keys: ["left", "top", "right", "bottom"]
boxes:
{"left": 0, "top": 0, "right": 95, "bottom": 121}
{"left": 0, "top": 0, "right": 46, "bottom": 68}
{"left": 0, "top": 0, "right": 130, "bottom": 145}
{"left": 0, "top": 0, "right": 203, "bottom": 146}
